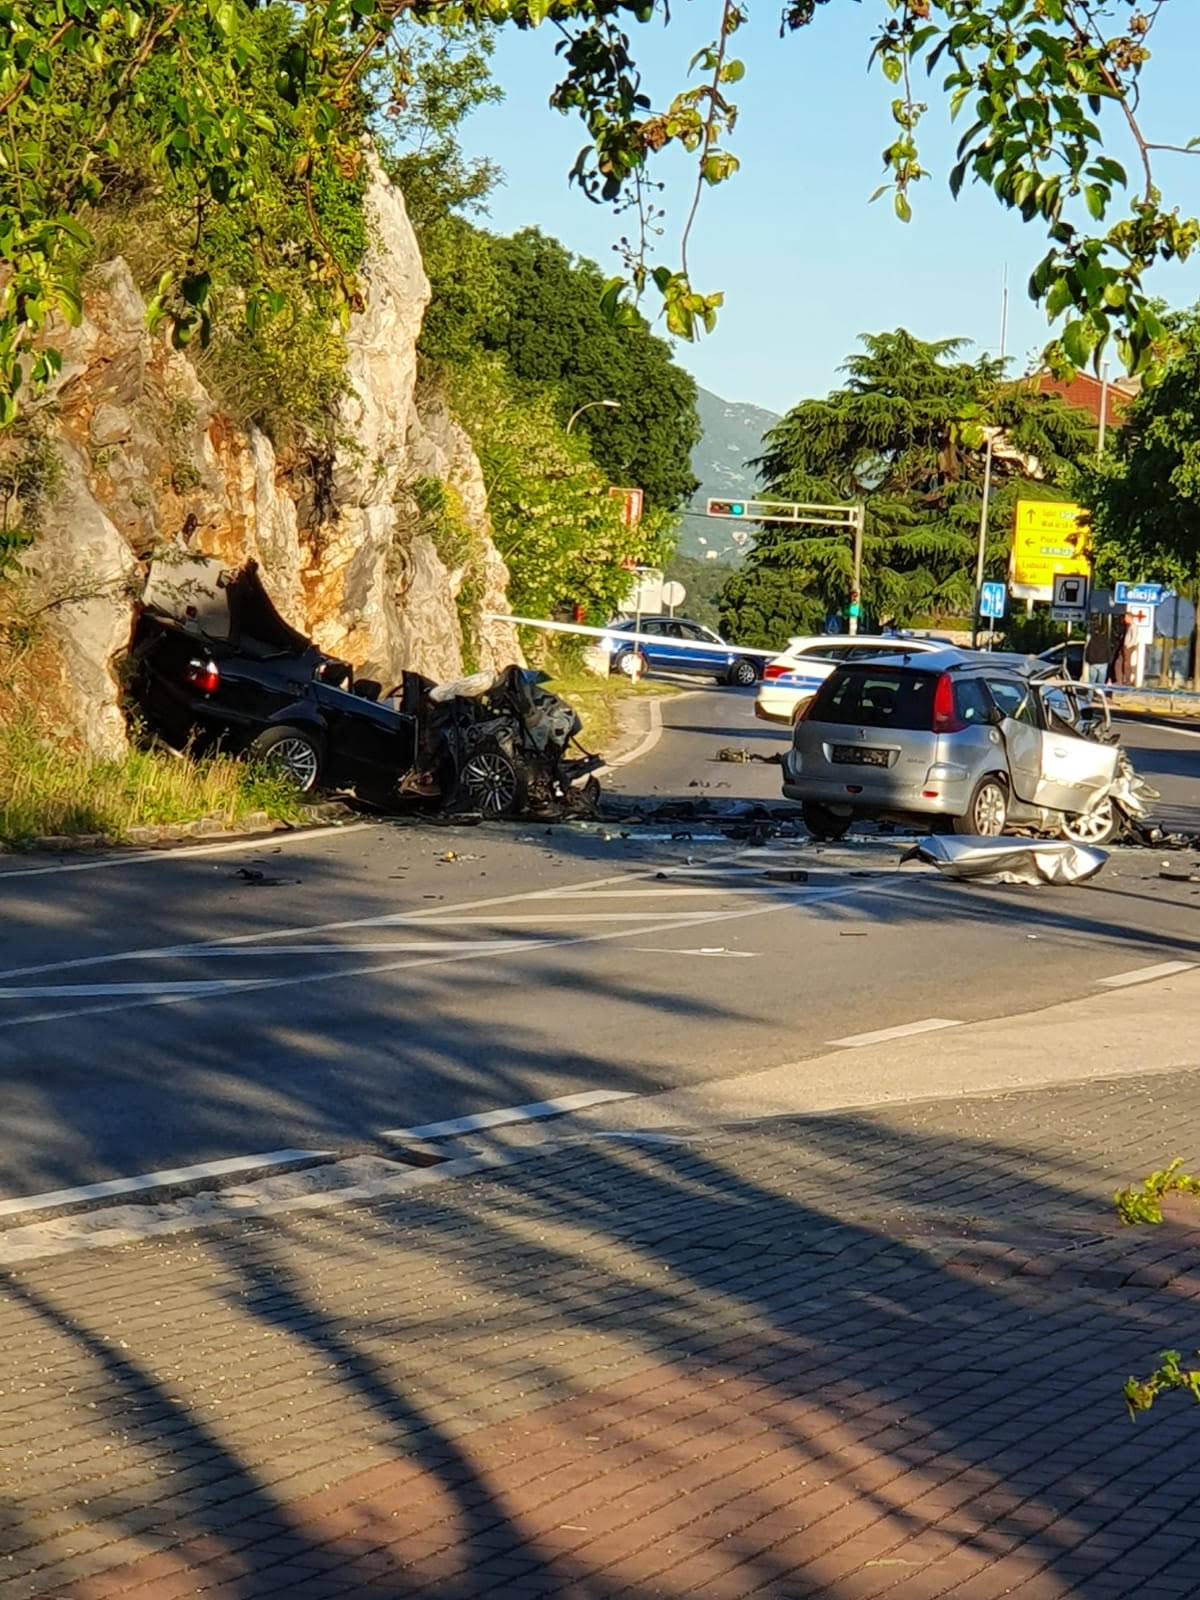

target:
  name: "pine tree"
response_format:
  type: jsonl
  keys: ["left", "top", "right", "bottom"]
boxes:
{"left": 719, "top": 331, "right": 1094, "bottom": 648}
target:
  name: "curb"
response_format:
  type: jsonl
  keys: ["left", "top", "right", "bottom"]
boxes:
{"left": 11, "top": 800, "right": 354, "bottom": 855}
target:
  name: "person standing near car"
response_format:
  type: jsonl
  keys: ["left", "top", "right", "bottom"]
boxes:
{"left": 1083, "top": 616, "right": 1110, "bottom": 685}
{"left": 1109, "top": 611, "right": 1132, "bottom": 685}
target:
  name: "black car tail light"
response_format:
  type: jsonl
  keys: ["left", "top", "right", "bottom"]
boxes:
{"left": 186, "top": 658, "right": 220, "bottom": 695}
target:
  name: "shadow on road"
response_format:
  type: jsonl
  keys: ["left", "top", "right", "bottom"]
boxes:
{"left": 2, "top": 1086, "right": 1199, "bottom": 1596}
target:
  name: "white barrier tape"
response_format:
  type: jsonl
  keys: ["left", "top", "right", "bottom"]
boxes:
{"left": 484, "top": 612, "right": 776, "bottom": 659}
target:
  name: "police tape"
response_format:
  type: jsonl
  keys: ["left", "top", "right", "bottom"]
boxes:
{"left": 483, "top": 612, "right": 776, "bottom": 659}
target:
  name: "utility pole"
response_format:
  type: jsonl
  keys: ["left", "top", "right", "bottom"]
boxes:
{"left": 1097, "top": 362, "right": 1110, "bottom": 459}
{"left": 972, "top": 267, "right": 1009, "bottom": 649}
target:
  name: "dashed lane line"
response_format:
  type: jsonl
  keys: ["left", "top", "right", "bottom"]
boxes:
{"left": 0, "top": 1149, "right": 327, "bottom": 1219}
{"left": 0, "top": 1092, "right": 637, "bottom": 1215}
{"left": 381, "top": 1091, "right": 635, "bottom": 1142}
{"left": 1096, "top": 960, "right": 1197, "bottom": 988}
{"left": 830, "top": 1018, "right": 963, "bottom": 1049}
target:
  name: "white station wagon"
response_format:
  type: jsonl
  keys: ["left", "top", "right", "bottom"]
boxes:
{"left": 755, "top": 634, "right": 950, "bottom": 726}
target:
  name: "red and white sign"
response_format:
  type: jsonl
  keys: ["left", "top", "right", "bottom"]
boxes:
{"left": 609, "top": 486, "right": 644, "bottom": 529}
{"left": 1125, "top": 602, "right": 1155, "bottom": 643}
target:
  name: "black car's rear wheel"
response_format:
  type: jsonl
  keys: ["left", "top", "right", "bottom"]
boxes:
{"left": 248, "top": 724, "right": 323, "bottom": 793}
{"left": 460, "top": 740, "right": 529, "bottom": 819}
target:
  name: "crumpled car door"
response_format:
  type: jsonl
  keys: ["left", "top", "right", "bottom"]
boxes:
{"left": 1031, "top": 725, "right": 1119, "bottom": 814}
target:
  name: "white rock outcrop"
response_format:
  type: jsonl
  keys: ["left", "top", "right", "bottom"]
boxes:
{"left": 21, "top": 162, "right": 518, "bottom": 752}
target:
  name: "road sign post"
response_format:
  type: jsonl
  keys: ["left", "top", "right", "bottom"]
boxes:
{"left": 979, "top": 581, "right": 1006, "bottom": 649}
{"left": 1050, "top": 573, "right": 1089, "bottom": 625}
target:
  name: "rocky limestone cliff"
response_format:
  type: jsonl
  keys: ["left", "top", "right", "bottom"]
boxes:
{"left": 20, "top": 165, "right": 520, "bottom": 758}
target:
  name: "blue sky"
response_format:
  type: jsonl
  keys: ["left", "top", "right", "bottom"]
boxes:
{"left": 458, "top": 3, "right": 1200, "bottom": 415}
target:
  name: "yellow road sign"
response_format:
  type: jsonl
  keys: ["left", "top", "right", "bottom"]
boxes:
{"left": 1011, "top": 500, "right": 1091, "bottom": 599}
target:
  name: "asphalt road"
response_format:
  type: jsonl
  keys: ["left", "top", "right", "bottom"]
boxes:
{"left": 1, "top": 683, "right": 1198, "bottom": 1200}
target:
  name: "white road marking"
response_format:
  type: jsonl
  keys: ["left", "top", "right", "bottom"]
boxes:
{"left": 0, "top": 823, "right": 374, "bottom": 880}
{"left": 0, "top": 858, "right": 750, "bottom": 984}
{"left": 631, "top": 947, "right": 755, "bottom": 958}
{"left": 535, "top": 886, "right": 797, "bottom": 898}
{"left": 0, "top": 1149, "right": 326, "bottom": 1219}
{"left": 1097, "top": 960, "right": 1197, "bottom": 988}
{"left": 382, "top": 1090, "right": 635, "bottom": 1142}
{"left": 0, "top": 874, "right": 930, "bottom": 1030}
{"left": 830, "top": 1018, "right": 963, "bottom": 1049}
{"left": 0, "top": 941, "right": 537, "bottom": 998}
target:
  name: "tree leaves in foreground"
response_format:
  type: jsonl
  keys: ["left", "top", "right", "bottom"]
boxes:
{"left": 1084, "top": 312, "right": 1200, "bottom": 589}
{"left": 1, "top": 1, "right": 1198, "bottom": 433}
{"left": 718, "top": 329, "right": 1094, "bottom": 648}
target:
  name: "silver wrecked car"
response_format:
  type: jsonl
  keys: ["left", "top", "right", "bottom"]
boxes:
{"left": 781, "top": 649, "right": 1124, "bottom": 843}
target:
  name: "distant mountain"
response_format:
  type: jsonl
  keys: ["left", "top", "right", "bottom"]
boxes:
{"left": 677, "top": 386, "right": 780, "bottom": 562}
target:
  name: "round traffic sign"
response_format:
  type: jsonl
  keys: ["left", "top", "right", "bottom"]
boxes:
{"left": 661, "top": 580, "right": 686, "bottom": 609}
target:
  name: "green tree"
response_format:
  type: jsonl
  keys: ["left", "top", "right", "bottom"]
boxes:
{"left": 482, "top": 229, "right": 701, "bottom": 512}
{"left": 1, "top": 1, "right": 1195, "bottom": 432}
{"left": 1085, "top": 316, "right": 1200, "bottom": 592}
{"left": 449, "top": 354, "right": 672, "bottom": 625}
{"left": 719, "top": 330, "right": 1095, "bottom": 648}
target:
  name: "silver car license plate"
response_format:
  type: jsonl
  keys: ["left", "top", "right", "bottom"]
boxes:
{"left": 831, "top": 745, "right": 889, "bottom": 768}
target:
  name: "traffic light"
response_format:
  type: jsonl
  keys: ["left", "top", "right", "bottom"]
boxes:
{"left": 707, "top": 499, "right": 745, "bottom": 517}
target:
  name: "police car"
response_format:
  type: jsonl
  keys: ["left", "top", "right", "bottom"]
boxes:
{"left": 755, "top": 634, "right": 949, "bottom": 725}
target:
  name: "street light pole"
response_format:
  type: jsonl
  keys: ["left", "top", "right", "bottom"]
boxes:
{"left": 567, "top": 399, "right": 620, "bottom": 433}
{"left": 1097, "top": 361, "right": 1110, "bottom": 459}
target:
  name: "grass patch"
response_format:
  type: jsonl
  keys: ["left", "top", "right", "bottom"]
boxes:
{"left": 0, "top": 718, "right": 306, "bottom": 845}
{"left": 542, "top": 667, "right": 678, "bottom": 753}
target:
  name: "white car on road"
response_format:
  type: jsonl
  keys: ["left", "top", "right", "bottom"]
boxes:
{"left": 755, "top": 634, "right": 951, "bottom": 726}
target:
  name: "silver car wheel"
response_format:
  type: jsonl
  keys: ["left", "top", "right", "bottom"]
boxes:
{"left": 973, "top": 781, "right": 1008, "bottom": 836}
{"left": 1062, "top": 800, "right": 1117, "bottom": 846}
{"left": 267, "top": 737, "right": 320, "bottom": 792}
{"left": 617, "top": 651, "right": 644, "bottom": 679}
{"left": 463, "top": 749, "right": 518, "bottom": 816}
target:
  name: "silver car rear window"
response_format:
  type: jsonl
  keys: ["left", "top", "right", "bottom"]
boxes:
{"left": 809, "top": 668, "right": 938, "bottom": 731}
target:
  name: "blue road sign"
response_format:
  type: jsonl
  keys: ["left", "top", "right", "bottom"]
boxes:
{"left": 1115, "top": 582, "right": 1164, "bottom": 606}
{"left": 979, "top": 581, "right": 1006, "bottom": 620}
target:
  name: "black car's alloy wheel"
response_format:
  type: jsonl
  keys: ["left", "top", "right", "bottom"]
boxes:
{"left": 249, "top": 724, "right": 323, "bottom": 792}
{"left": 728, "top": 658, "right": 757, "bottom": 687}
{"left": 460, "top": 742, "right": 528, "bottom": 819}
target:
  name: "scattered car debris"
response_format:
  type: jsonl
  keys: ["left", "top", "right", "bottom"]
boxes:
{"left": 1159, "top": 866, "right": 1200, "bottom": 883}
{"left": 716, "top": 746, "right": 782, "bottom": 764}
{"left": 231, "top": 866, "right": 295, "bottom": 886}
{"left": 902, "top": 834, "right": 1108, "bottom": 886}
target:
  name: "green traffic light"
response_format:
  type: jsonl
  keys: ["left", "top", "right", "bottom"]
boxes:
{"left": 730, "top": 503, "right": 744, "bottom": 516}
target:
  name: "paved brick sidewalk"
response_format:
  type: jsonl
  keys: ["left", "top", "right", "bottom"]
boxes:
{"left": 3, "top": 1072, "right": 1200, "bottom": 1598}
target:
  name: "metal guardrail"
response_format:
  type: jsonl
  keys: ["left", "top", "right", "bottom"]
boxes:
{"left": 1106, "top": 685, "right": 1200, "bottom": 715}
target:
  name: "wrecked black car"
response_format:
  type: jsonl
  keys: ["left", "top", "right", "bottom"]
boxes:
{"left": 127, "top": 558, "right": 599, "bottom": 818}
